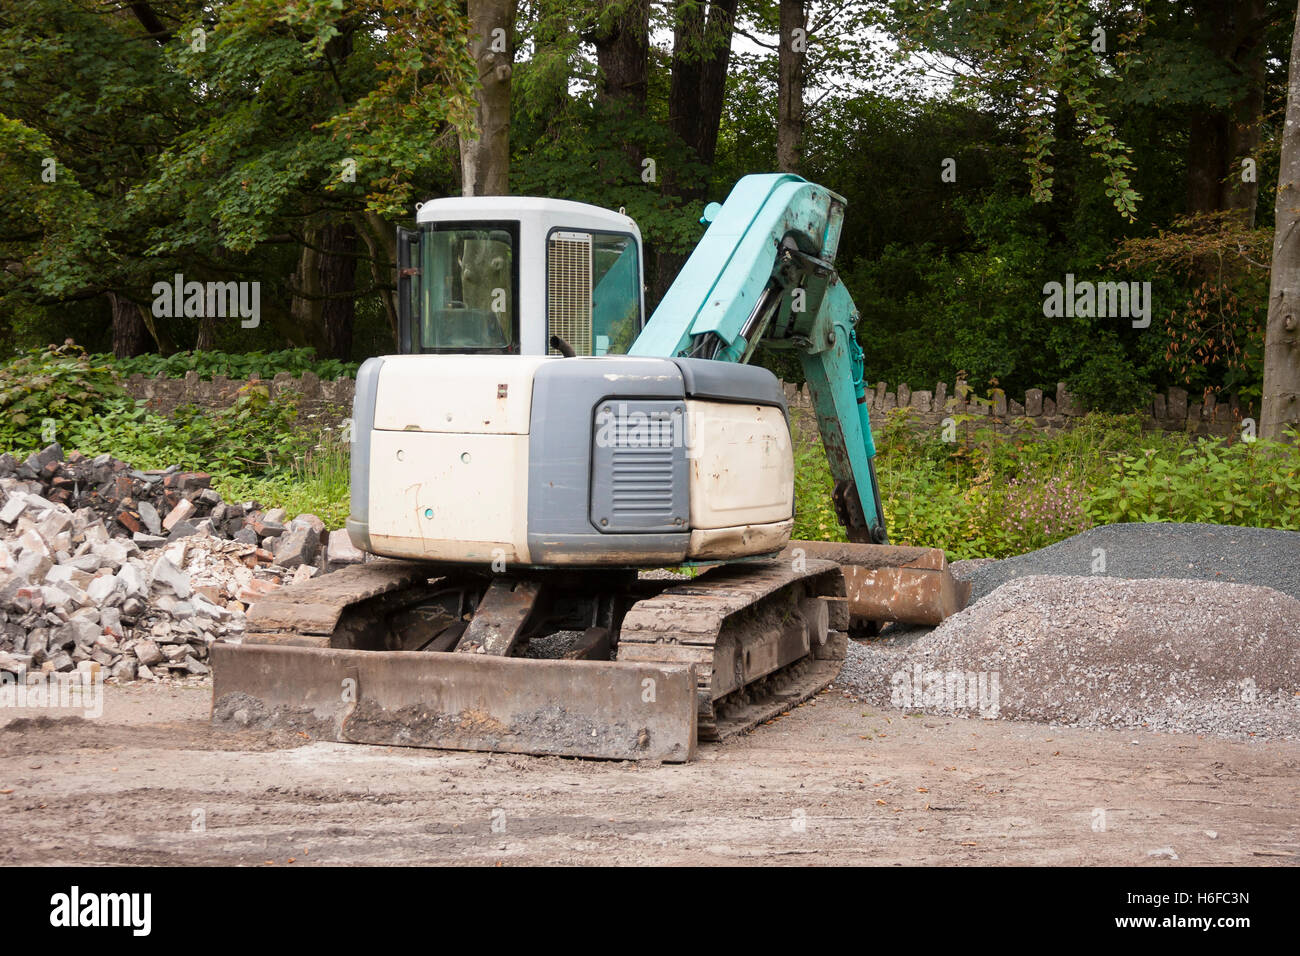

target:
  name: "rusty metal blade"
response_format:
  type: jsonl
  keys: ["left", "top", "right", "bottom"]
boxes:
{"left": 211, "top": 642, "right": 697, "bottom": 762}
{"left": 784, "top": 539, "right": 971, "bottom": 627}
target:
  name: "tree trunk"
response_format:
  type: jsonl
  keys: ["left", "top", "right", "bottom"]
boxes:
{"left": 291, "top": 219, "right": 358, "bottom": 357}
{"left": 355, "top": 210, "right": 399, "bottom": 349}
{"left": 591, "top": 0, "right": 649, "bottom": 172}
{"left": 1185, "top": 0, "right": 1269, "bottom": 224}
{"left": 135, "top": 298, "right": 179, "bottom": 355}
{"left": 652, "top": 0, "right": 739, "bottom": 306}
{"left": 693, "top": 0, "right": 737, "bottom": 173}
{"left": 195, "top": 314, "right": 216, "bottom": 350}
{"left": 1222, "top": 0, "right": 1267, "bottom": 223}
{"left": 666, "top": 0, "right": 738, "bottom": 194}
{"left": 777, "top": 0, "right": 806, "bottom": 174}
{"left": 1260, "top": 0, "right": 1300, "bottom": 441}
{"left": 460, "top": 0, "right": 514, "bottom": 197}
{"left": 593, "top": 0, "right": 649, "bottom": 111}
{"left": 1186, "top": 111, "right": 1228, "bottom": 214}
{"left": 320, "top": 221, "right": 358, "bottom": 360}
{"left": 108, "top": 291, "right": 150, "bottom": 358}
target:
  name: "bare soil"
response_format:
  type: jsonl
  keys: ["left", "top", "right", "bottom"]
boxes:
{"left": 0, "top": 681, "right": 1295, "bottom": 866}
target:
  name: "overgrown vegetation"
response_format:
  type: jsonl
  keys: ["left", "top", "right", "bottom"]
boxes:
{"left": 0, "top": 345, "right": 350, "bottom": 526}
{"left": 0, "top": 344, "right": 127, "bottom": 451}
{"left": 92, "top": 348, "right": 358, "bottom": 382}
{"left": 793, "top": 409, "right": 1300, "bottom": 559}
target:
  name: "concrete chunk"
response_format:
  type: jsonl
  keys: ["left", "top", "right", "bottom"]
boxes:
{"left": 326, "top": 529, "right": 365, "bottom": 567}
{"left": 0, "top": 494, "right": 28, "bottom": 524}
{"left": 291, "top": 513, "right": 326, "bottom": 535}
{"left": 273, "top": 526, "right": 320, "bottom": 569}
{"left": 138, "top": 500, "right": 162, "bottom": 535}
{"left": 133, "top": 639, "right": 164, "bottom": 666}
{"left": 87, "top": 574, "right": 123, "bottom": 605}
{"left": 149, "top": 556, "right": 192, "bottom": 600}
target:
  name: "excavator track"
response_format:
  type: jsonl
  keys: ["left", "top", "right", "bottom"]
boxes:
{"left": 616, "top": 557, "right": 849, "bottom": 741}
{"left": 216, "top": 556, "right": 850, "bottom": 761}
{"left": 241, "top": 559, "right": 438, "bottom": 643}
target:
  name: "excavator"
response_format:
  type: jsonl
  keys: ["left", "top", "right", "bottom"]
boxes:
{"left": 210, "top": 174, "right": 970, "bottom": 761}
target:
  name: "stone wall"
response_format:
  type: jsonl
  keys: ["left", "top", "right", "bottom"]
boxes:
{"left": 782, "top": 379, "right": 1245, "bottom": 437}
{"left": 123, "top": 371, "right": 1245, "bottom": 438}
{"left": 123, "top": 371, "right": 355, "bottom": 418}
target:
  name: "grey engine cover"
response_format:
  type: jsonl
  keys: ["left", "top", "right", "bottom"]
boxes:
{"left": 526, "top": 357, "right": 787, "bottom": 566}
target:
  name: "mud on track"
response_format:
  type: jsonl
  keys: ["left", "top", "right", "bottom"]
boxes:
{"left": 0, "top": 682, "right": 1295, "bottom": 866}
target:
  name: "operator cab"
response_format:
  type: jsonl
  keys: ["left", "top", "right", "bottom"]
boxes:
{"left": 398, "top": 197, "right": 645, "bottom": 357}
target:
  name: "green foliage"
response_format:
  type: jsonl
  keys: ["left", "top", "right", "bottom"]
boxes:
{"left": 0, "top": 341, "right": 350, "bottom": 526}
{"left": 834, "top": 189, "right": 1163, "bottom": 406}
{"left": 795, "top": 410, "right": 1300, "bottom": 559}
{"left": 218, "top": 424, "right": 352, "bottom": 529}
{"left": 0, "top": 0, "right": 473, "bottom": 354}
{"left": 1088, "top": 436, "right": 1300, "bottom": 529}
{"left": 91, "top": 348, "right": 358, "bottom": 381}
{"left": 60, "top": 384, "right": 316, "bottom": 479}
{"left": 890, "top": 0, "right": 1146, "bottom": 220}
{"left": 0, "top": 344, "right": 126, "bottom": 451}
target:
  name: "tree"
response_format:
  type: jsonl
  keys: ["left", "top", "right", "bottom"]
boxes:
{"left": 777, "top": 0, "right": 807, "bottom": 173}
{"left": 0, "top": 0, "right": 202, "bottom": 356}
{"left": 128, "top": 1, "right": 475, "bottom": 353}
{"left": 1261, "top": 0, "right": 1300, "bottom": 439}
{"left": 1181, "top": 0, "right": 1271, "bottom": 225}
{"left": 588, "top": 0, "right": 649, "bottom": 171}
{"left": 461, "top": 0, "right": 516, "bottom": 196}
{"left": 890, "top": 0, "right": 1144, "bottom": 220}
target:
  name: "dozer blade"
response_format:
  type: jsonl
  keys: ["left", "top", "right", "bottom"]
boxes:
{"left": 783, "top": 540, "right": 972, "bottom": 628}
{"left": 211, "top": 642, "right": 698, "bottom": 762}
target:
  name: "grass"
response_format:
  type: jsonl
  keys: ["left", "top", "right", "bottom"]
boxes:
{"left": 214, "top": 428, "right": 352, "bottom": 528}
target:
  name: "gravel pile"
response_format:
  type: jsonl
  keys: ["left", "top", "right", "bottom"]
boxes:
{"left": 839, "top": 523, "right": 1300, "bottom": 740}
{"left": 965, "top": 523, "right": 1300, "bottom": 602}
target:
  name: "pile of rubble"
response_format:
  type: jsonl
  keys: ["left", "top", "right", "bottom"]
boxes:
{"left": 0, "top": 444, "right": 366, "bottom": 683}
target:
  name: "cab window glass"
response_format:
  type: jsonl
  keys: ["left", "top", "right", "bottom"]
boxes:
{"left": 420, "top": 224, "right": 516, "bottom": 351}
{"left": 591, "top": 234, "right": 640, "bottom": 354}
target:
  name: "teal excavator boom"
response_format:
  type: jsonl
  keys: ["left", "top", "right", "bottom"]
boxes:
{"left": 631, "top": 173, "right": 887, "bottom": 545}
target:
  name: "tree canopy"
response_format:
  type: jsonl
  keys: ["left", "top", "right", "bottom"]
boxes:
{"left": 1, "top": 0, "right": 1296, "bottom": 424}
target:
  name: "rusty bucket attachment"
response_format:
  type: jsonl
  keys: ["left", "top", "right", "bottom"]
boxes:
{"left": 783, "top": 540, "right": 971, "bottom": 632}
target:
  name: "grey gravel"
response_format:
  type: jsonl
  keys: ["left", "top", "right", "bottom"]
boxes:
{"left": 524, "top": 631, "right": 587, "bottom": 658}
{"left": 966, "top": 522, "right": 1300, "bottom": 602}
{"left": 838, "top": 523, "right": 1300, "bottom": 740}
{"left": 839, "top": 574, "right": 1300, "bottom": 740}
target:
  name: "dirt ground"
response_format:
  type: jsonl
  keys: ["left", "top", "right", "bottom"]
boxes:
{"left": 0, "top": 681, "right": 1295, "bottom": 866}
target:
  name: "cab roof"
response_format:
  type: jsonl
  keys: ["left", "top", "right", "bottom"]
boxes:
{"left": 415, "top": 195, "right": 640, "bottom": 237}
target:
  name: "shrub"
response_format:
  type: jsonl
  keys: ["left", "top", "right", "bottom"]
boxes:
{"left": 794, "top": 410, "right": 1300, "bottom": 560}
{"left": 0, "top": 343, "right": 126, "bottom": 453}
{"left": 88, "top": 347, "right": 358, "bottom": 381}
